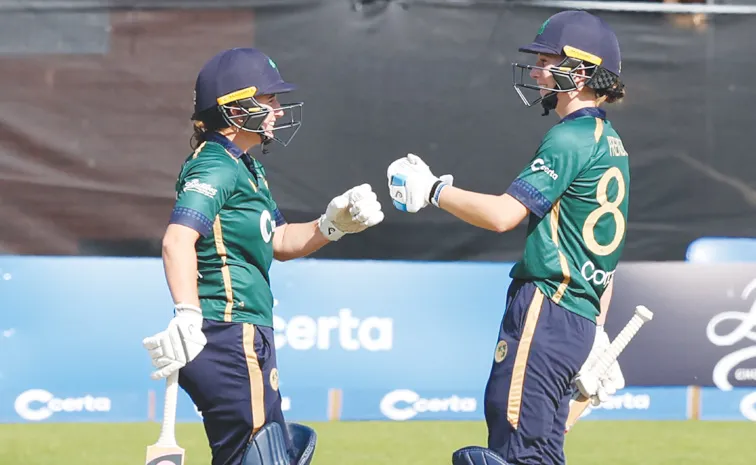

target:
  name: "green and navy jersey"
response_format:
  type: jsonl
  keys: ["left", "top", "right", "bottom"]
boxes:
{"left": 506, "top": 108, "right": 630, "bottom": 323}
{"left": 169, "top": 132, "right": 285, "bottom": 327}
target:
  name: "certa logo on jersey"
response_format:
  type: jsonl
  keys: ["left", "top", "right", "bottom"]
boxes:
{"left": 530, "top": 158, "right": 558, "bottom": 180}
{"left": 379, "top": 389, "right": 477, "bottom": 421}
{"left": 260, "top": 209, "right": 275, "bottom": 243}
{"left": 581, "top": 260, "right": 615, "bottom": 287}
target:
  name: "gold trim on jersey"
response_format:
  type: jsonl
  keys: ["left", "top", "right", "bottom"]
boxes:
{"left": 594, "top": 118, "right": 604, "bottom": 142}
{"left": 192, "top": 140, "right": 240, "bottom": 164}
{"left": 191, "top": 141, "right": 206, "bottom": 160}
{"left": 212, "top": 216, "right": 235, "bottom": 322}
{"left": 243, "top": 323, "right": 266, "bottom": 434}
{"left": 507, "top": 288, "right": 545, "bottom": 429}
{"left": 248, "top": 178, "right": 258, "bottom": 193}
{"left": 549, "top": 200, "right": 571, "bottom": 304}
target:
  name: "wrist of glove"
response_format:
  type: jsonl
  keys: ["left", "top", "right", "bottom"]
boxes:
{"left": 387, "top": 153, "right": 454, "bottom": 213}
{"left": 574, "top": 325, "right": 626, "bottom": 406}
{"left": 319, "top": 183, "right": 385, "bottom": 241}
{"left": 427, "top": 178, "right": 452, "bottom": 208}
{"left": 142, "top": 303, "right": 207, "bottom": 380}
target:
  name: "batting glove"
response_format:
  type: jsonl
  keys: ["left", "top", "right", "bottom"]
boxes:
{"left": 574, "top": 325, "right": 626, "bottom": 406}
{"left": 318, "top": 183, "right": 385, "bottom": 241}
{"left": 387, "top": 154, "right": 453, "bottom": 213}
{"left": 142, "top": 304, "right": 207, "bottom": 380}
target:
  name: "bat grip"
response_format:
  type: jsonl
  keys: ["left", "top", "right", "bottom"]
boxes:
{"left": 156, "top": 371, "right": 179, "bottom": 446}
{"left": 592, "top": 314, "right": 646, "bottom": 375}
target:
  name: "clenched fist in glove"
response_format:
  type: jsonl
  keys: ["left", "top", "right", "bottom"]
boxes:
{"left": 142, "top": 304, "right": 207, "bottom": 380}
{"left": 318, "top": 183, "right": 385, "bottom": 241}
{"left": 387, "top": 154, "right": 454, "bottom": 213}
{"left": 573, "top": 325, "right": 626, "bottom": 406}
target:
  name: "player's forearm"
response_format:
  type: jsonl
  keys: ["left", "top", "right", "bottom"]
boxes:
{"left": 162, "top": 235, "right": 200, "bottom": 307}
{"left": 437, "top": 186, "right": 523, "bottom": 233}
{"left": 597, "top": 278, "right": 614, "bottom": 326}
{"left": 273, "top": 221, "right": 329, "bottom": 262}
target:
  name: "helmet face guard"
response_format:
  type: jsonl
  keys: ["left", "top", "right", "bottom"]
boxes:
{"left": 512, "top": 56, "right": 597, "bottom": 108}
{"left": 220, "top": 96, "right": 303, "bottom": 147}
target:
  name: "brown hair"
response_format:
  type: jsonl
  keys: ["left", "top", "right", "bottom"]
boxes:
{"left": 190, "top": 108, "right": 230, "bottom": 149}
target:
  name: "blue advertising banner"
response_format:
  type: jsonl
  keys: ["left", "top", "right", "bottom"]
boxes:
{"left": 340, "top": 389, "right": 483, "bottom": 422}
{"left": 575, "top": 387, "right": 690, "bottom": 423}
{"left": 699, "top": 387, "right": 756, "bottom": 421}
{"left": 0, "top": 255, "right": 513, "bottom": 423}
{"left": 0, "top": 387, "right": 145, "bottom": 423}
{"left": 337, "top": 387, "right": 691, "bottom": 422}
{"left": 268, "top": 259, "right": 512, "bottom": 391}
{"left": 2, "top": 255, "right": 756, "bottom": 423}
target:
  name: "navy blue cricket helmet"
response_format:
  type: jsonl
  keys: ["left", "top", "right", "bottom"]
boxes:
{"left": 512, "top": 10, "right": 623, "bottom": 114}
{"left": 193, "top": 47, "right": 303, "bottom": 148}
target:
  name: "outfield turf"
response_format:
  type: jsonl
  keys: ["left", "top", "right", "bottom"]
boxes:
{"left": 1, "top": 420, "right": 754, "bottom": 464}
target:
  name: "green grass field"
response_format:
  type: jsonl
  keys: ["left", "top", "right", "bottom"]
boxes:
{"left": 1, "top": 420, "right": 754, "bottom": 464}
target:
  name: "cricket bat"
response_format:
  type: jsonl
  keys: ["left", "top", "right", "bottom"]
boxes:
{"left": 145, "top": 372, "right": 185, "bottom": 465}
{"left": 564, "top": 305, "right": 654, "bottom": 433}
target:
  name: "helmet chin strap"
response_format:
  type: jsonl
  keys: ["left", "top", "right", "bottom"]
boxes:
{"left": 260, "top": 135, "right": 273, "bottom": 154}
{"left": 540, "top": 91, "right": 558, "bottom": 116}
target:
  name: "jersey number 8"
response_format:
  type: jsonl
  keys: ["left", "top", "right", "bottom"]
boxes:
{"left": 582, "top": 167, "right": 626, "bottom": 256}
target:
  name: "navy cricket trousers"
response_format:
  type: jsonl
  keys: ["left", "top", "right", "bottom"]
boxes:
{"left": 484, "top": 280, "right": 595, "bottom": 465}
{"left": 179, "top": 320, "right": 290, "bottom": 465}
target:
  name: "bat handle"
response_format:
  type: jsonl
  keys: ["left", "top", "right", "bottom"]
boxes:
{"left": 156, "top": 371, "right": 180, "bottom": 446}
{"left": 592, "top": 305, "right": 654, "bottom": 376}
{"left": 566, "top": 306, "right": 654, "bottom": 434}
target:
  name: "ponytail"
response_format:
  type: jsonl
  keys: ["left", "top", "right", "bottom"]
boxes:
{"left": 189, "top": 107, "right": 230, "bottom": 149}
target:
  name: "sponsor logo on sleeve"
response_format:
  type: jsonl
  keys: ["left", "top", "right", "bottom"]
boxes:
{"left": 183, "top": 179, "right": 218, "bottom": 198}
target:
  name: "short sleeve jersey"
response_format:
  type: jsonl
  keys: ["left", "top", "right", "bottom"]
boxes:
{"left": 169, "top": 132, "right": 286, "bottom": 327}
{"left": 506, "top": 108, "right": 630, "bottom": 323}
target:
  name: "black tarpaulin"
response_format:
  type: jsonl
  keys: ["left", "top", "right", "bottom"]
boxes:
{"left": 0, "top": 1, "right": 754, "bottom": 260}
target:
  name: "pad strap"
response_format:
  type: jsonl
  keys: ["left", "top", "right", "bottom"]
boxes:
{"left": 243, "top": 422, "right": 318, "bottom": 465}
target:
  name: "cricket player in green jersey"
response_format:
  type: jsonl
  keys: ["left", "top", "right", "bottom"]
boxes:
{"left": 142, "top": 48, "right": 384, "bottom": 465}
{"left": 387, "top": 10, "right": 629, "bottom": 465}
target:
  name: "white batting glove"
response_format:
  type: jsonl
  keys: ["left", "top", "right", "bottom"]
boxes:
{"left": 142, "top": 304, "right": 207, "bottom": 380}
{"left": 318, "top": 183, "right": 385, "bottom": 241}
{"left": 387, "top": 154, "right": 454, "bottom": 213}
{"left": 574, "top": 325, "right": 626, "bottom": 406}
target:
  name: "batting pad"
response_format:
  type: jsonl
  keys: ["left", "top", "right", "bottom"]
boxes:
{"left": 452, "top": 446, "right": 511, "bottom": 465}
